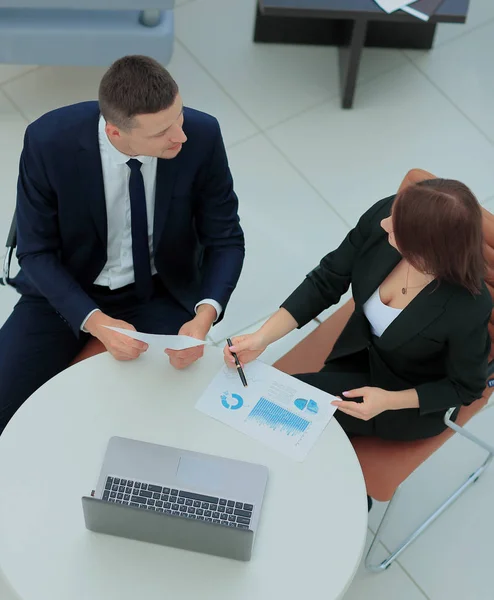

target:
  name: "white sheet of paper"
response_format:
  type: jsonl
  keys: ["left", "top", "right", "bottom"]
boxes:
{"left": 196, "top": 361, "right": 338, "bottom": 462}
{"left": 373, "top": 0, "right": 414, "bottom": 13}
{"left": 401, "top": 5, "right": 430, "bottom": 20}
{"left": 104, "top": 327, "right": 210, "bottom": 350}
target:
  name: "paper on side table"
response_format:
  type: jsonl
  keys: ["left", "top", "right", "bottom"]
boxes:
{"left": 373, "top": 0, "right": 414, "bottom": 13}
{"left": 196, "top": 361, "right": 338, "bottom": 462}
{"left": 401, "top": 5, "right": 429, "bottom": 20}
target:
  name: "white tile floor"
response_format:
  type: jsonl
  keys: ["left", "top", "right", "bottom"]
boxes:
{"left": 1, "top": 0, "right": 494, "bottom": 598}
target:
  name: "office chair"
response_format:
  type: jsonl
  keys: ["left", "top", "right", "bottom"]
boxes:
{"left": 274, "top": 199, "right": 494, "bottom": 571}
{"left": 1, "top": 212, "right": 16, "bottom": 287}
{"left": 1, "top": 209, "right": 107, "bottom": 362}
{"left": 274, "top": 296, "right": 494, "bottom": 571}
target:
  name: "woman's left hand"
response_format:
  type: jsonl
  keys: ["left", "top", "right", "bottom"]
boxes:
{"left": 331, "top": 386, "right": 392, "bottom": 421}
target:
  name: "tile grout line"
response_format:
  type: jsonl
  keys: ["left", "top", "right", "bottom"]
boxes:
{"left": 212, "top": 296, "right": 353, "bottom": 345}
{"left": 209, "top": 315, "right": 322, "bottom": 347}
{"left": 176, "top": 20, "right": 408, "bottom": 139}
{"left": 176, "top": 36, "right": 355, "bottom": 230}
{"left": 226, "top": 129, "right": 264, "bottom": 150}
{"left": 260, "top": 131, "right": 353, "bottom": 229}
{"left": 209, "top": 312, "right": 275, "bottom": 345}
{"left": 210, "top": 297, "right": 354, "bottom": 345}
{"left": 432, "top": 14, "right": 494, "bottom": 51}
{"left": 402, "top": 53, "right": 494, "bottom": 148}
{"left": 0, "top": 87, "right": 30, "bottom": 124}
{"left": 366, "top": 527, "right": 432, "bottom": 598}
{"left": 382, "top": 542, "right": 432, "bottom": 600}
{"left": 395, "top": 563, "right": 432, "bottom": 600}
{"left": 258, "top": 55, "right": 438, "bottom": 230}
{"left": 0, "top": 65, "right": 41, "bottom": 91}
{"left": 262, "top": 95, "right": 336, "bottom": 133}
{"left": 175, "top": 0, "right": 493, "bottom": 52}
{"left": 263, "top": 56, "right": 409, "bottom": 135}
{"left": 174, "top": 38, "right": 263, "bottom": 134}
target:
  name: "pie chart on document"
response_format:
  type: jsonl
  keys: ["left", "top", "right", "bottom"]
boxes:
{"left": 221, "top": 392, "right": 244, "bottom": 410}
{"left": 293, "top": 398, "right": 319, "bottom": 414}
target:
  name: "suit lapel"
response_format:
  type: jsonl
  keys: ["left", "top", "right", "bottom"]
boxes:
{"left": 77, "top": 109, "right": 107, "bottom": 247}
{"left": 153, "top": 157, "right": 180, "bottom": 251}
{"left": 353, "top": 234, "right": 454, "bottom": 350}
{"left": 376, "top": 281, "right": 454, "bottom": 351}
{"left": 354, "top": 237, "right": 401, "bottom": 306}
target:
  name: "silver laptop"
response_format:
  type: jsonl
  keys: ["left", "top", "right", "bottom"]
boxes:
{"left": 82, "top": 436, "right": 268, "bottom": 561}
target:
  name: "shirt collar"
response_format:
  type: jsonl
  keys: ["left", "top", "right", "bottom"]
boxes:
{"left": 98, "top": 115, "right": 154, "bottom": 165}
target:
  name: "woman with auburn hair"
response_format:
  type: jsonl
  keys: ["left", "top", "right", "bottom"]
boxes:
{"left": 224, "top": 170, "right": 491, "bottom": 449}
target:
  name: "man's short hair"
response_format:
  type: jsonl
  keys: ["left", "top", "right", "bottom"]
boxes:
{"left": 98, "top": 55, "right": 179, "bottom": 131}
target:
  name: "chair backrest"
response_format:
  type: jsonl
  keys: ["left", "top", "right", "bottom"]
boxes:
{"left": 1, "top": 211, "right": 16, "bottom": 286}
{"left": 481, "top": 207, "right": 494, "bottom": 361}
{"left": 6, "top": 211, "right": 16, "bottom": 249}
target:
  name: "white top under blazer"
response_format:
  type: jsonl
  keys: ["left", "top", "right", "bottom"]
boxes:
{"left": 363, "top": 288, "right": 403, "bottom": 338}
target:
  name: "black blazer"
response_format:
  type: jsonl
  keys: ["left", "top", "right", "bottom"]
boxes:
{"left": 282, "top": 196, "right": 492, "bottom": 438}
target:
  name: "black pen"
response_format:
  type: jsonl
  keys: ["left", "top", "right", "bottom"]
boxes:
{"left": 227, "top": 338, "right": 248, "bottom": 387}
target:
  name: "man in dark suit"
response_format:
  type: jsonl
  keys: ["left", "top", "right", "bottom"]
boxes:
{"left": 0, "top": 55, "right": 245, "bottom": 434}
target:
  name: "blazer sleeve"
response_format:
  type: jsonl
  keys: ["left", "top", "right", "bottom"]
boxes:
{"left": 193, "top": 119, "right": 245, "bottom": 322}
{"left": 415, "top": 298, "right": 492, "bottom": 414}
{"left": 16, "top": 127, "right": 99, "bottom": 335}
{"left": 281, "top": 196, "right": 393, "bottom": 327}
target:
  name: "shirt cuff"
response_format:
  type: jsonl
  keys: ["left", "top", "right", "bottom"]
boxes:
{"left": 194, "top": 299, "right": 222, "bottom": 323}
{"left": 81, "top": 308, "right": 101, "bottom": 333}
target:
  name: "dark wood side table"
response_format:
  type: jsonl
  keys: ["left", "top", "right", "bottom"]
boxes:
{"left": 254, "top": 0, "right": 469, "bottom": 108}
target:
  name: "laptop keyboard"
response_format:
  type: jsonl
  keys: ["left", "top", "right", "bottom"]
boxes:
{"left": 102, "top": 476, "right": 253, "bottom": 530}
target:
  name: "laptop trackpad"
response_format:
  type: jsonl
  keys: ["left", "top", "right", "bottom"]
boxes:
{"left": 177, "top": 455, "right": 230, "bottom": 495}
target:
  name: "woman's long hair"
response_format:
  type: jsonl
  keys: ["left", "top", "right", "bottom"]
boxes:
{"left": 393, "top": 179, "right": 485, "bottom": 294}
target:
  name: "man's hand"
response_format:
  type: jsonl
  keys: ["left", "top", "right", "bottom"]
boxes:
{"left": 85, "top": 311, "right": 148, "bottom": 361}
{"left": 165, "top": 304, "right": 215, "bottom": 370}
{"left": 331, "top": 387, "right": 392, "bottom": 421}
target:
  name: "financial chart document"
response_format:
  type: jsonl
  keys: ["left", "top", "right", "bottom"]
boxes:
{"left": 196, "top": 361, "right": 338, "bottom": 461}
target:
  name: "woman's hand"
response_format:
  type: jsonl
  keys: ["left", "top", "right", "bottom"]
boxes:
{"left": 331, "top": 386, "right": 392, "bottom": 421}
{"left": 223, "top": 332, "right": 267, "bottom": 367}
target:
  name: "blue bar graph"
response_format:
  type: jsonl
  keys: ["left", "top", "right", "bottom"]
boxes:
{"left": 247, "top": 398, "right": 310, "bottom": 437}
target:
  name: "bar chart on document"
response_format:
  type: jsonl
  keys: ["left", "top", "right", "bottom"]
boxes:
{"left": 248, "top": 397, "right": 310, "bottom": 435}
{"left": 196, "top": 361, "right": 337, "bottom": 461}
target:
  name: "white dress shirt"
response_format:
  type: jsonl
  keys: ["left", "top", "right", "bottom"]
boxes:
{"left": 363, "top": 287, "right": 402, "bottom": 338}
{"left": 81, "top": 117, "right": 222, "bottom": 330}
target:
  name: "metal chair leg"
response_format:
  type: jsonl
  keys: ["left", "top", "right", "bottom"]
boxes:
{"left": 365, "top": 452, "right": 493, "bottom": 572}
{"left": 444, "top": 407, "right": 494, "bottom": 455}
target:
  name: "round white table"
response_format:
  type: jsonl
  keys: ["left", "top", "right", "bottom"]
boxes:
{"left": 0, "top": 347, "right": 367, "bottom": 600}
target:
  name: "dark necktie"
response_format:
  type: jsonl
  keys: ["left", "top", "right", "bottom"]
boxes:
{"left": 126, "top": 159, "right": 153, "bottom": 300}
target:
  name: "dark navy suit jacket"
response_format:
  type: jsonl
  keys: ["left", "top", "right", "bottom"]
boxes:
{"left": 13, "top": 101, "right": 245, "bottom": 335}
